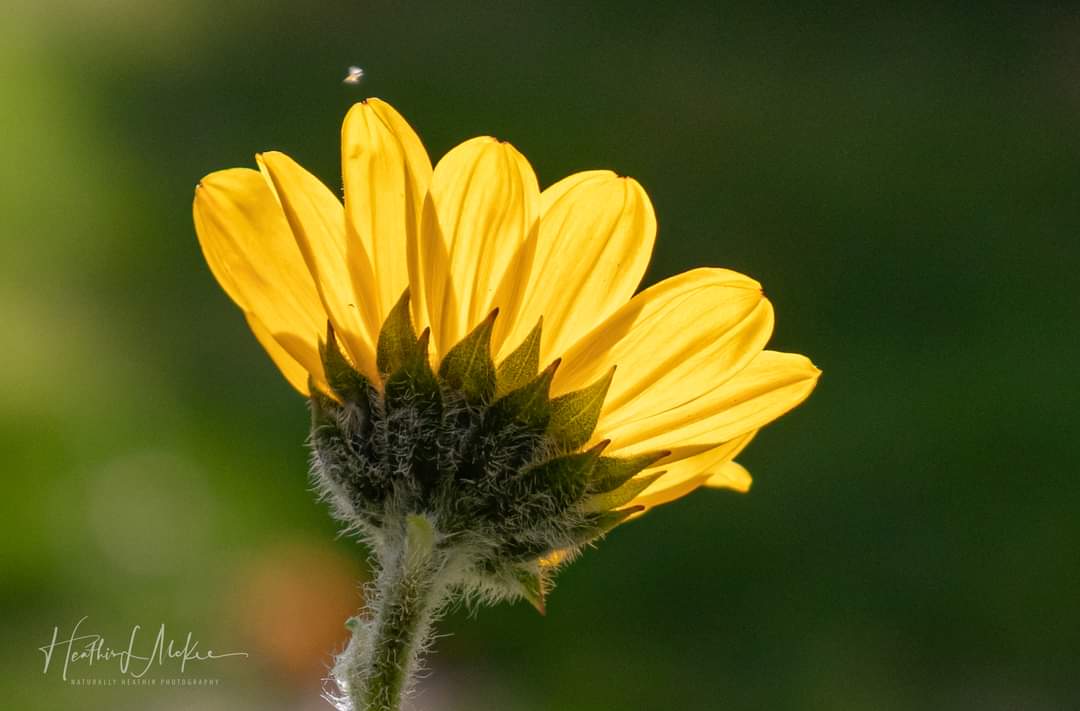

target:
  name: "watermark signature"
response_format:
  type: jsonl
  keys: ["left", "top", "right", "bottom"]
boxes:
{"left": 39, "top": 616, "right": 248, "bottom": 682}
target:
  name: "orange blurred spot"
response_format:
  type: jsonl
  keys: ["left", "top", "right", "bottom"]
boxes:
{"left": 233, "top": 540, "right": 365, "bottom": 690}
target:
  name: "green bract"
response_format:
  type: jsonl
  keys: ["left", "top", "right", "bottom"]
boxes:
{"left": 309, "top": 289, "right": 661, "bottom": 610}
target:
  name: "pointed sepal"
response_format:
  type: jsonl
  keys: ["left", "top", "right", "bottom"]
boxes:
{"left": 381, "top": 328, "right": 442, "bottom": 493}
{"left": 487, "top": 358, "right": 560, "bottom": 432}
{"left": 308, "top": 376, "right": 341, "bottom": 430}
{"left": 567, "top": 506, "right": 644, "bottom": 546}
{"left": 439, "top": 309, "right": 498, "bottom": 402}
{"left": 511, "top": 562, "right": 547, "bottom": 615}
{"left": 582, "top": 471, "right": 664, "bottom": 513}
{"left": 384, "top": 328, "right": 441, "bottom": 412}
{"left": 495, "top": 317, "right": 542, "bottom": 397}
{"left": 517, "top": 447, "right": 600, "bottom": 507}
{"left": 546, "top": 367, "right": 615, "bottom": 450}
{"left": 589, "top": 450, "right": 669, "bottom": 494}
{"left": 377, "top": 289, "right": 420, "bottom": 376}
{"left": 319, "top": 322, "right": 370, "bottom": 403}
{"left": 501, "top": 504, "right": 643, "bottom": 564}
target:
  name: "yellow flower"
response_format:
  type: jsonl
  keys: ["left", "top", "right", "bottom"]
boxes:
{"left": 193, "top": 98, "right": 818, "bottom": 514}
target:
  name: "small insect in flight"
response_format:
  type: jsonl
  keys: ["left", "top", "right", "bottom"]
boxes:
{"left": 343, "top": 66, "right": 365, "bottom": 85}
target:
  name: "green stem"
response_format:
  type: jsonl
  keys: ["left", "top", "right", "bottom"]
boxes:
{"left": 338, "top": 515, "right": 446, "bottom": 711}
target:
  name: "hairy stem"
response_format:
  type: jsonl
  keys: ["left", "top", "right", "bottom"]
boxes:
{"left": 336, "top": 515, "right": 447, "bottom": 711}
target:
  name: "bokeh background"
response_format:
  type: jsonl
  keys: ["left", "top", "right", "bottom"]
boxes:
{"left": 4, "top": 2, "right": 1080, "bottom": 709}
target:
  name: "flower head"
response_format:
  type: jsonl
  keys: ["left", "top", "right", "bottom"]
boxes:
{"left": 193, "top": 98, "right": 819, "bottom": 604}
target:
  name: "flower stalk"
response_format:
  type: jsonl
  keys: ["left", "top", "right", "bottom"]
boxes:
{"left": 336, "top": 515, "right": 448, "bottom": 711}
{"left": 193, "top": 96, "right": 820, "bottom": 711}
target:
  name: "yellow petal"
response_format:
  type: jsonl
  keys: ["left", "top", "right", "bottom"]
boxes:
{"left": 604, "top": 350, "right": 819, "bottom": 456}
{"left": 411, "top": 195, "right": 451, "bottom": 341}
{"left": 703, "top": 461, "right": 752, "bottom": 492}
{"left": 499, "top": 172, "right": 656, "bottom": 363}
{"left": 422, "top": 137, "right": 539, "bottom": 360}
{"left": 341, "top": 99, "right": 432, "bottom": 326}
{"left": 490, "top": 170, "right": 618, "bottom": 358}
{"left": 627, "top": 431, "right": 757, "bottom": 511}
{"left": 553, "top": 269, "right": 773, "bottom": 429}
{"left": 539, "top": 170, "right": 616, "bottom": 213}
{"left": 244, "top": 312, "right": 318, "bottom": 395}
{"left": 193, "top": 168, "right": 327, "bottom": 389}
{"left": 258, "top": 151, "right": 380, "bottom": 382}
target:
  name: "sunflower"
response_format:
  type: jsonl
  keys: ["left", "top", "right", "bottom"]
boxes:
{"left": 193, "top": 98, "right": 818, "bottom": 710}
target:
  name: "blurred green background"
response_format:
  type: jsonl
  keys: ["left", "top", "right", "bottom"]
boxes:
{"left": 4, "top": 1, "right": 1079, "bottom": 709}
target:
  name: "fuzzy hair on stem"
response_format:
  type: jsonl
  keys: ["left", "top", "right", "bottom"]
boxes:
{"left": 308, "top": 296, "right": 652, "bottom": 710}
